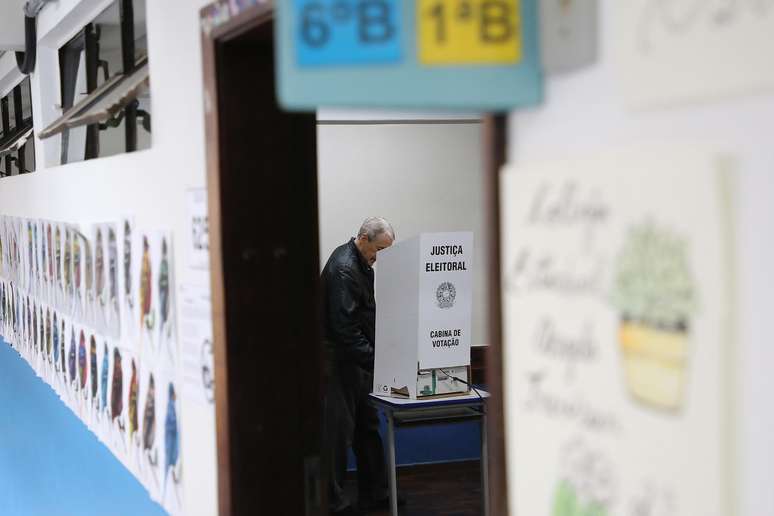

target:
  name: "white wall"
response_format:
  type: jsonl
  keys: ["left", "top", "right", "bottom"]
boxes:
{"left": 0, "top": 0, "right": 217, "bottom": 515}
{"left": 317, "top": 121, "right": 491, "bottom": 347}
{"left": 507, "top": 2, "right": 774, "bottom": 514}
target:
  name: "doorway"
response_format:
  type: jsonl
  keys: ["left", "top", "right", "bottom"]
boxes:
{"left": 200, "top": 3, "right": 508, "bottom": 515}
{"left": 201, "top": 6, "right": 323, "bottom": 515}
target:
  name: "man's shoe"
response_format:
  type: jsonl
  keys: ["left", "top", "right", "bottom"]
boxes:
{"left": 359, "top": 494, "right": 407, "bottom": 511}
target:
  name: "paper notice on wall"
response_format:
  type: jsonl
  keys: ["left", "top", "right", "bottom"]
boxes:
{"left": 185, "top": 188, "right": 209, "bottom": 272}
{"left": 179, "top": 284, "right": 214, "bottom": 406}
{"left": 500, "top": 148, "right": 736, "bottom": 516}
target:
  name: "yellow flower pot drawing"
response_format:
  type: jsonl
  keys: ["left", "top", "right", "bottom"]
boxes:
{"left": 618, "top": 321, "right": 688, "bottom": 410}
{"left": 612, "top": 221, "right": 697, "bottom": 412}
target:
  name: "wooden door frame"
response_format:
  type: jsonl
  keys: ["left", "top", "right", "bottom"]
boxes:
{"left": 482, "top": 114, "right": 508, "bottom": 516}
{"left": 200, "top": 2, "right": 509, "bottom": 514}
{"left": 199, "top": 4, "right": 277, "bottom": 516}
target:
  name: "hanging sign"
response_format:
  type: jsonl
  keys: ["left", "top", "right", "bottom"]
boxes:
{"left": 276, "top": 0, "right": 542, "bottom": 110}
{"left": 293, "top": 0, "right": 403, "bottom": 66}
{"left": 417, "top": 0, "right": 522, "bottom": 65}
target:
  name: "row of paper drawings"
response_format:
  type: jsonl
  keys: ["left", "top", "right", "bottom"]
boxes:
{"left": 0, "top": 216, "right": 176, "bottom": 369}
{"left": 0, "top": 214, "right": 183, "bottom": 515}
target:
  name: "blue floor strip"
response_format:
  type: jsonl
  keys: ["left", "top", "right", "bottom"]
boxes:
{"left": 0, "top": 340, "right": 167, "bottom": 516}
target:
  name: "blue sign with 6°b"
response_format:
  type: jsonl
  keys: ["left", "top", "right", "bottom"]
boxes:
{"left": 294, "top": 0, "right": 403, "bottom": 66}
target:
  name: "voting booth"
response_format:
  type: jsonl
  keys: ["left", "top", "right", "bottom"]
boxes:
{"left": 373, "top": 232, "right": 473, "bottom": 399}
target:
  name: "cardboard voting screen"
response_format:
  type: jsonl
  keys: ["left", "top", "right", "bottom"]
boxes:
{"left": 374, "top": 231, "right": 473, "bottom": 399}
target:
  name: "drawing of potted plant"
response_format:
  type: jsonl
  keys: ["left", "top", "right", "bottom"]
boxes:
{"left": 611, "top": 220, "right": 697, "bottom": 411}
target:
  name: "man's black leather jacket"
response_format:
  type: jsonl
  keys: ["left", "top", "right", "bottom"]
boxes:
{"left": 321, "top": 238, "right": 375, "bottom": 370}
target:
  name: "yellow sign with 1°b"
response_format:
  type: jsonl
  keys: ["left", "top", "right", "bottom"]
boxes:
{"left": 418, "top": 0, "right": 522, "bottom": 65}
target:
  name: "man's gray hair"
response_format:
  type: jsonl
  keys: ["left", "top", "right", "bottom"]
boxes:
{"left": 357, "top": 217, "right": 395, "bottom": 241}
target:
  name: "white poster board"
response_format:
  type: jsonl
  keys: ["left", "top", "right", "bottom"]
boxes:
{"left": 614, "top": 1, "right": 774, "bottom": 108}
{"left": 500, "top": 148, "right": 736, "bottom": 516}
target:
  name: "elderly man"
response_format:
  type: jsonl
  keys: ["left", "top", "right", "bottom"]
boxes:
{"left": 322, "top": 217, "right": 397, "bottom": 515}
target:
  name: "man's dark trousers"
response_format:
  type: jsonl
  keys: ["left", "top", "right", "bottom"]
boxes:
{"left": 325, "top": 359, "right": 388, "bottom": 512}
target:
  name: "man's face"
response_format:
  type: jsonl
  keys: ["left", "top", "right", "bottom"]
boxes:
{"left": 357, "top": 232, "right": 394, "bottom": 266}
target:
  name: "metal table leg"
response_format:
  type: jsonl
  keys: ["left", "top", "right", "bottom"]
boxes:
{"left": 387, "top": 410, "right": 398, "bottom": 516}
{"left": 481, "top": 406, "right": 489, "bottom": 516}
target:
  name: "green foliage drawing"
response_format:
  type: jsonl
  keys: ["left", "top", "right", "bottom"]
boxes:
{"left": 553, "top": 480, "right": 608, "bottom": 516}
{"left": 553, "top": 480, "right": 578, "bottom": 516}
{"left": 611, "top": 220, "right": 697, "bottom": 330}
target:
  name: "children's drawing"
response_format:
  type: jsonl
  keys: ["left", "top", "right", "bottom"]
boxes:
{"left": 34, "top": 222, "right": 40, "bottom": 298}
{"left": 46, "top": 223, "right": 54, "bottom": 304}
{"left": 29, "top": 223, "right": 35, "bottom": 296}
{"left": 19, "top": 296, "right": 25, "bottom": 352}
{"left": 123, "top": 220, "right": 134, "bottom": 311}
{"left": 83, "top": 233, "right": 94, "bottom": 328}
{"left": 0, "top": 224, "right": 4, "bottom": 277}
{"left": 110, "top": 346, "right": 128, "bottom": 454}
{"left": 32, "top": 303, "right": 39, "bottom": 353}
{"left": 64, "top": 228, "right": 73, "bottom": 313}
{"left": 59, "top": 318, "right": 66, "bottom": 382}
{"left": 45, "top": 308, "right": 51, "bottom": 358}
{"left": 27, "top": 300, "right": 32, "bottom": 356}
{"left": 611, "top": 220, "right": 697, "bottom": 411}
{"left": 101, "top": 342, "right": 109, "bottom": 414}
{"left": 68, "top": 326, "right": 77, "bottom": 387}
{"left": 90, "top": 335, "right": 98, "bottom": 401}
{"left": 29, "top": 300, "right": 38, "bottom": 358}
{"left": 163, "top": 382, "right": 181, "bottom": 506}
{"left": 78, "top": 329, "right": 87, "bottom": 393}
{"left": 26, "top": 221, "right": 33, "bottom": 292}
{"left": 73, "top": 234, "right": 83, "bottom": 318}
{"left": 159, "top": 238, "right": 170, "bottom": 337}
{"left": 52, "top": 312, "right": 59, "bottom": 371}
{"left": 143, "top": 373, "right": 158, "bottom": 469}
{"left": 128, "top": 359, "right": 140, "bottom": 447}
{"left": 111, "top": 347, "right": 124, "bottom": 424}
{"left": 107, "top": 225, "right": 121, "bottom": 338}
{"left": 95, "top": 227, "right": 106, "bottom": 332}
{"left": 140, "top": 235, "right": 153, "bottom": 333}
{"left": 55, "top": 225, "right": 63, "bottom": 309}
{"left": 0, "top": 284, "right": 5, "bottom": 332}
{"left": 158, "top": 235, "right": 176, "bottom": 363}
{"left": 24, "top": 298, "right": 30, "bottom": 352}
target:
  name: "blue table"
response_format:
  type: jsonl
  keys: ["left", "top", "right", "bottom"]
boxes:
{"left": 369, "top": 390, "right": 490, "bottom": 516}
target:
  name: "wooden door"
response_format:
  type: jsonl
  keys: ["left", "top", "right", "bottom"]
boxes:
{"left": 201, "top": 5, "right": 324, "bottom": 515}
